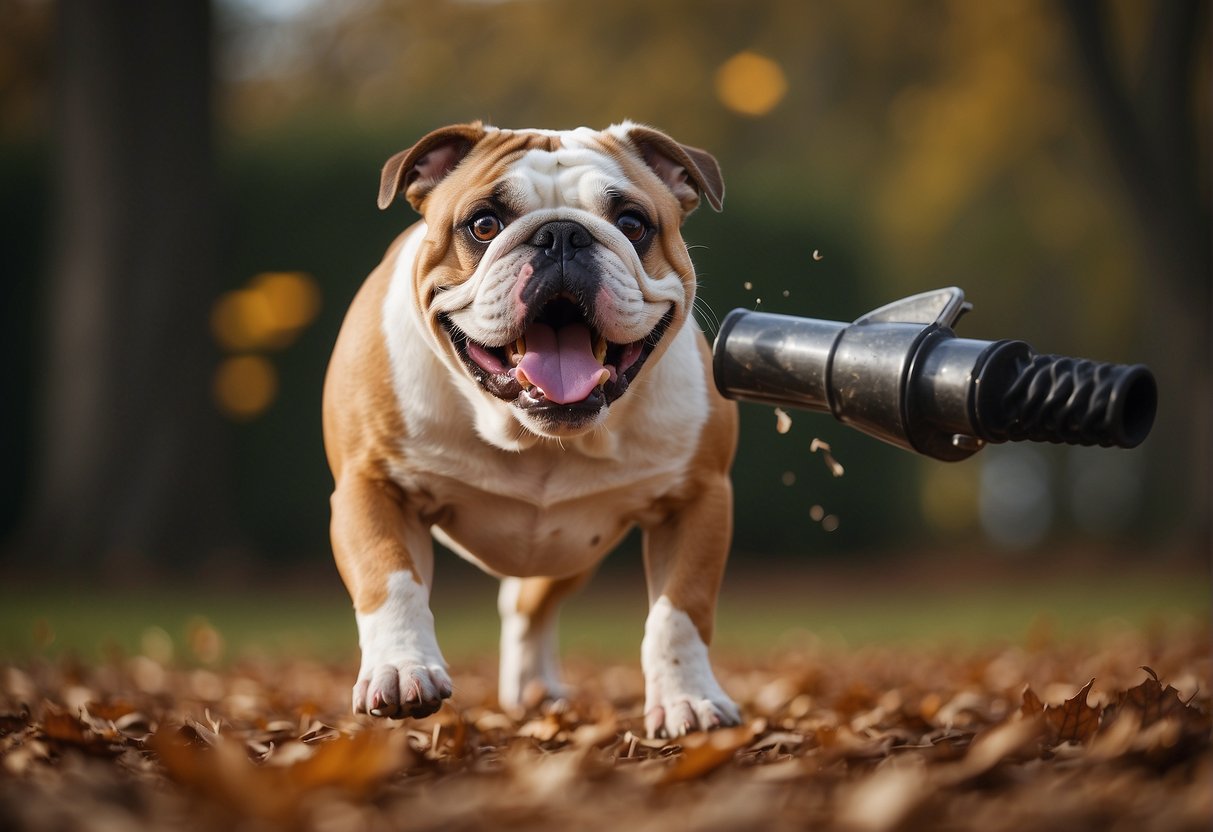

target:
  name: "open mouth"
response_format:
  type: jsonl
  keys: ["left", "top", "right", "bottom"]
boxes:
{"left": 442, "top": 296, "right": 671, "bottom": 417}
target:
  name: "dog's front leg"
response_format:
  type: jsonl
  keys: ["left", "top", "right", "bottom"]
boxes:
{"left": 331, "top": 473, "right": 451, "bottom": 719}
{"left": 640, "top": 472, "right": 741, "bottom": 738}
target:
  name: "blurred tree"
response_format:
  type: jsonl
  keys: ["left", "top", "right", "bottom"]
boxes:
{"left": 1061, "top": 0, "right": 1210, "bottom": 542}
{"left": 2, "top": 0, "right": 1206, "bottom": 564}
{"left": 21, "top": 0, "right": 241, "bottom": 572}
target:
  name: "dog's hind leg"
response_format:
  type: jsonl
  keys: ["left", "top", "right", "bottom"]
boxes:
{"left": 497, "top": 570, "right": 594, "bottom": 713}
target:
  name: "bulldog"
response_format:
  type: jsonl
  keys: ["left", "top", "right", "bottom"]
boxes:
{"left": 322, "top": 122, "right": 740, "bottom": 737}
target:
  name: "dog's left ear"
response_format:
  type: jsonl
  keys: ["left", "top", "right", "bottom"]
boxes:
{"left": 625, "top": 125, "right": 724, "bottom": 217}
{"left": 378, "top": 122, "right": 487, "bottom": 211}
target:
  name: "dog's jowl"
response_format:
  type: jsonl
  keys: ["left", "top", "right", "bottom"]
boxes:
{"left": 322, "top": 123, "right": 739, "bottom": 737}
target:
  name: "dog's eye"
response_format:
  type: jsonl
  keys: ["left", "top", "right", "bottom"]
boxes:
{"left": 616, "top": 211, "right": 649, "bottom": 243}
{"left": 468, "top": 212, "right": 504, "bottom": 243}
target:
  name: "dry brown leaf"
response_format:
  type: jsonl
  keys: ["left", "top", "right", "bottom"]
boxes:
{"left": 431, "top": 707, "right": 469, "bottom": 757}
{"left": 1106, "top": 667, "right": 1208, "bottom": 733}
{"left": 1086, "top": 707, "right": 1140, "bottom": 761}
{"left": 39, "top": 704, "right": 92, "bottom": 744}
{"left": 82, "top": 700, "right": 138, "bottom": 722}
{"left": 1046, "top": 679, "right": 1100, "bottom": 744}
{"left": 517, "top": 713, "right": 563, "bottom": 742}
{"left": 152, "top": 731, "right": 296, "bottom": 821}
{"left": 39, "top": 703, "right": 119, "bottom": 756}
{"left": 151, "top": 727, "right": 412, "bottom": 821}
{"left": 570, "top": 717, "right": 618, "bottom": 749}
{"left": 622, "top": 730, "right": 674, "bottom": 751}
{"left": 1020, "top": 685, "right": 1044, "bottom": 718}
{"left": 288, "top": 729, "right": 413, "bottom": 794}
{"left": 837, "top": 760, "right": 930, "bottom": 832}
{"left": 178, "top": 717, "right": 220, "bottom": 748}
{"left": 746, "top": 731, "right": 807, "bottom": 753}
{"left": 657, "top": 723, "right": 756, "bottom": 784}
{"left": 0, "top": 713, "right": 28, "bottom": 737}
{"left": 263, "top": 739, "right": 316, "bottom": 767}
{"left": 942, "top": 716, "right": 1043, "bottom": 784}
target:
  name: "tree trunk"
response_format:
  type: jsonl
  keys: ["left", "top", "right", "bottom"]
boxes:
{"left": 1060, "top": 0, "right": 1212, "bottom": 549}
{"left": 21, "top": 0, "right": 241, "bottom": 574}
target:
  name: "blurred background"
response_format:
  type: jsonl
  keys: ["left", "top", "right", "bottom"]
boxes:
{"left": 0, "top": 0, "right": 1208, "bottom": 657}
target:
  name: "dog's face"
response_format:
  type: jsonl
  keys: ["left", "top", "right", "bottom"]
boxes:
{"left": 378, "top": 123, "right": 724, "bottom": 438}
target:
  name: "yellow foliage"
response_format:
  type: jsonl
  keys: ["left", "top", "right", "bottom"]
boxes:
{"left": 213, "top": 355, "right": 278, "bottom": 421}
{"left": 715, "top": 51, "right": 788, "bottom": 117}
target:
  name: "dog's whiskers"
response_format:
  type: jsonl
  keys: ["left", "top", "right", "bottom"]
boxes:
{"left": 692, "top": 296, "right": 722, "bottom": 336}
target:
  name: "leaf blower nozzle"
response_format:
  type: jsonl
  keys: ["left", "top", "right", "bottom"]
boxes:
{"left": 711, "top": 287, "right": 1157, "bottom": 461}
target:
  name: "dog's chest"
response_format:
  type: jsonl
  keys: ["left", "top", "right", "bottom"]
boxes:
{"left": 402, "top": 444, "right": 687, "bottom": 577}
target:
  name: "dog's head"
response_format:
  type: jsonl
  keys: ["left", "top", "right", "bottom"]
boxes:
{"left": 379, "top": 122, "right": 723, "bottom": 439}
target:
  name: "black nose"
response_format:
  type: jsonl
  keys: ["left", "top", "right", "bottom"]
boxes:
{"left": 521, "top": 221, "right": 601, "bottom": 313}
{"left": 529, "top": 221, "right": 594, "bottom": 258}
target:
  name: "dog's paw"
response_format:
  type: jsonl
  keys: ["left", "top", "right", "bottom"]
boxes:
{"left": 643, "top": 687, "right": 741, "bottom": 738}
{"left": 352, "top": 663, "right": 452, "bottom": 719}
{"left": 497, "top": 643, "right": 569, "bottom": 714}
{"left": 641, "top": 596, "right": 740, "bottom": 738}
{"left": 499, "top": 675, "right": 570, "bottom": 716}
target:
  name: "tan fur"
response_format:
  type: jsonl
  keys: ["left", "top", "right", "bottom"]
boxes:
{"left": 323, "top": 236, "right": 420, "bottom": 612}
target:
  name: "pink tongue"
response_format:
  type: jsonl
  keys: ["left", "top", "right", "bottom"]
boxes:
{"left": 516, "top": 322, "right": 607, "bottom": 404}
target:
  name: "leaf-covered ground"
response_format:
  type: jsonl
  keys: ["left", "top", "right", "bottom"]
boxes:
{"left": 1, "top": 620, "right": 1209, "bottom": 832}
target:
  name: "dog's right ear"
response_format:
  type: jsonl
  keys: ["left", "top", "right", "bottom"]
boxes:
{"left": 378, "top": 122, "right": 487, "bottom": 211}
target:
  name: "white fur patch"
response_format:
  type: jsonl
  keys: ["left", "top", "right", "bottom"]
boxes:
{"left": 641, "top": 595, "right": 739, "bottom": 737}
{"left": 353, "top": 570, "right": 451, "bottom": 717}
{"left": 356, "top": 570, "right": 447, "bottom": 676}
{"left": 496, "top": 577, "right": 565, "bottom": 711}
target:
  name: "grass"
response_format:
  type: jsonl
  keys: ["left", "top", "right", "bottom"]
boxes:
{"left": 1, "top": 556, "right": 1207, "bottom": 667}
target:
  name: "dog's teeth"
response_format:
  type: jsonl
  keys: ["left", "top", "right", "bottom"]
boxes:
{"left": 595, "top": 368, "right": 610, "bottom": 388}
{"left": 515, "top": 367, "right": 532, "bottom": 389}
{"left": 516, "top": 337, "right": 526, "bottom": 356}
{"left": 594, "top": 335, "right": 608, "bottom": 364}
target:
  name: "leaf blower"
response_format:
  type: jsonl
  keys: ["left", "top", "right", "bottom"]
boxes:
{"left": 712, "top": 287, "right": 1157, "bottom": 461}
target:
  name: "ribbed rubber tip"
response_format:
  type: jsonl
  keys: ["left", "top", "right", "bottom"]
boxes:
{"left": 979, "top": 352, "right": 1157, "bottom": 449}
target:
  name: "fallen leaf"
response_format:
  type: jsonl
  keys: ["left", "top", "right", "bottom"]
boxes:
{"left": 39, "top": 703, "right": 119, "bottom": 756}
{"left": 837, "top": 760, "right": 930, "bottom": 832}
{"left": 288, "top": 729, "right": 413, "bottom": 794}
{"left": 1045, "top": 679, "right": 1100, "bottom": 744}
{"left": 570, "top": 717, "right": 618, "bottom": 749}
{"left": 1106, "top": 667, "right": 1208, "bottom": 733}
{"left": 517, "top": 713, "right": 563, "bottom": 742}
{"left": 941, "top": 716, "right": 1043, "bottom": 784}
{"left": 151, "top": 727, "right": 413, "bottom": 821}
{"left": 746, "top": 731, "right": 806, "bottom": 753}
{"left": 0, "top": 713, "right": 29, "bottom": 737}
{"left": 178, "top": 717, "right": 220, "bottom": 748}
{"left": 658, "top": 723, "right": 756, "bottom": 784}
{"left": 82, "top": 700, "right": 138, "bottom": 722}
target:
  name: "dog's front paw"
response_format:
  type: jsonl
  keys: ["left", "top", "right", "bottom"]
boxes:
{"left": 353, "top": 662, "right": 452, "bottom": 719}
{"left": 641, "top": 596, "right": 741, "bottom": 738}
{"left": 644, "top": 685, "right": 741, "bottom": 738}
